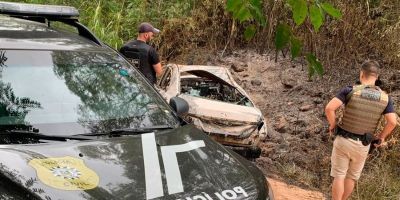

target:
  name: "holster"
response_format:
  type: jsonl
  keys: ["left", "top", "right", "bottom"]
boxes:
{"left": 336, "top": 127, "right": 373, "bottom": 146}
{"left": 362, "top": 133, "right": 374, "bottom": 146}
{"left": 368, "top": 138, "right": 382, "bottom": 154}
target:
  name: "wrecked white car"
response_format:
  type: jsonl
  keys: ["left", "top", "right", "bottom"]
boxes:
{"left": 157, "top": 64, "right": 267, "bottom": 157}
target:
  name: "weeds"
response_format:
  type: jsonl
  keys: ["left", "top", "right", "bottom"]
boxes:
{"left": 277, "top": 161, "right": 320, "bottom": 189}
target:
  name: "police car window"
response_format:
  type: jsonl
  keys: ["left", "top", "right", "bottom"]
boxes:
{"left": 0, "top": 50, "right": 178, "bottom": 135}
{"left": 50, "top": 21, "right": 79, "bottom": 34}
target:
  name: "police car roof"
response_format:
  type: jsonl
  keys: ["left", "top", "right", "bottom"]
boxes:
{"left": 0, "top": 1, "right": 79, "bottom": 18}
{"left": 0, "top": 15, "right": 105, "bottom": 51}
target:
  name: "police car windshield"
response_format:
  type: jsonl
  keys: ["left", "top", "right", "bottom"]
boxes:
{"left": 0, "top": 50, "right": 179, "bottom": 136}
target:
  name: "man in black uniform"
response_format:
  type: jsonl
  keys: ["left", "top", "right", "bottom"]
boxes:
{"left": 120, "top": 22, "right": 162, "bottom": 84}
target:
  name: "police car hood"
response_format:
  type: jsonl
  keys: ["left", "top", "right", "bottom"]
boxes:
{"left": 0, "top": 124, "right": 267, "bottom": 200}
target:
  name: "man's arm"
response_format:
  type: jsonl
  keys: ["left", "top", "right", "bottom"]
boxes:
{"left": 148, "top": 47, "right": 162, "bottom": 77}
{"left": 153, "top": 62, "right": 163, "bottom": 77}
{"left": 376, "top": 113, "right": 397, "bottom": 144}
{"left": 325, "top": 97, "right": 343, "bottom": 135}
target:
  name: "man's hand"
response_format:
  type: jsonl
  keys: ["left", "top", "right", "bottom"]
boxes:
{"left": 325, "top": 97, "right": 342, "bottom": 138}
{"left": 153, "top": 62, "right": 163, "bottom": 77}
{"left": 374, "top": 113, "right": 397, "bottom": 148}
{"left": 373, "top": 137, "right": 384, "bottom": 148}
{"left": 328, "top": 125, "right": 335, "bottom": 137}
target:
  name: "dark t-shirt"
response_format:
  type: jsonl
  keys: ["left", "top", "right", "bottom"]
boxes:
{"left": 119, "top": 40, "right": 160, "bottom": 84}
{"left": 335, "top": 86, "right": 395, "bottom": 114}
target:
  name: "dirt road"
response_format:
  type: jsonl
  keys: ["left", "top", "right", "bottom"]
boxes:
{"left": 267, "top": 178, "right": 325, "bottom": 200}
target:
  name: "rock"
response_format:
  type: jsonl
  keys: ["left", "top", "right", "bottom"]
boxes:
{"left": 313, "top": 98, "right": 323, "bottom": 104}
{"left": 277, "top": 143, "right": 290, "bottom": 153}
{"left": 251, "top": 80, "right": 262, "bottom": 86}
{"left": 275, "top": 117, "right": 288, "bottom": 133}
{"left": 288, "top": 102, "right": 294, "bottom": 106}
{"left": 299, "top": 104, "right": 313, "bottom": 111}
{"left": 281, "top": 68, "right": 299, "bottom": 88}
{"left": 294, "top": 119, "right": 307, "bottom": 127}
{"left": 311, "top": 91, "right": 323, "bottom": 97}
{"left": 266, "top": 128, "right": 282, "bottom": 142}
{"left": 231, "top": 64, "right": 245, "bottom": 72}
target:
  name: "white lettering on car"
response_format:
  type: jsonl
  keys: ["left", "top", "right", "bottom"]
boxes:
{"left": 142, "top": 132, "right": 206, "bottom": 199}
{"left": 192, "top": 195, "right": 208, "bottom": 200}
{"left": 142, "top": 133, "right": 164, "bottom": 199}
{"left": 161, "top": 141, "right": 206, "bottom": 195}
{"left": 233, "top": 186, "right": 248, "bottom": 197}
{"left": 222, "top": 190, "right": 237, "bottom": 199}
{"left": 176, "top": 187, "right": 249, "bottom": 200}
{"left": 202, "top": 192, "right": 214, "bottom": 200}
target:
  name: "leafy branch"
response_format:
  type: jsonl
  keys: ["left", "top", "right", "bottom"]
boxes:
{"left": 225, "top": 0, "right": 342, "bottom": 79}
{"left": 226, "top": 0, "right": 267, "bottom": 41}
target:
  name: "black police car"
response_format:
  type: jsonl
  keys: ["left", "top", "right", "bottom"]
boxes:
{"left": 0, "top": 2, "right": 273, "bottom": 199}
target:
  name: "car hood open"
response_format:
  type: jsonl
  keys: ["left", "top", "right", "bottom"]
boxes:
{"left": 0, "top": 124, "right": 267, "bottom": 200}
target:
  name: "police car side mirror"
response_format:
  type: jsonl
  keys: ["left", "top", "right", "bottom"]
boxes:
{"left": 169, "top": 97, "right": 189, "bottom": 116}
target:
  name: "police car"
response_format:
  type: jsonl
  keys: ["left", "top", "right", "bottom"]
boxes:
{"left": 0, "top": 1, "right": 273, "bottom": 199}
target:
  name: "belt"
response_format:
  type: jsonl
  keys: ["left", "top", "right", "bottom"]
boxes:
{"left": 336, "top": 127, "right": 364, "bottom": 141}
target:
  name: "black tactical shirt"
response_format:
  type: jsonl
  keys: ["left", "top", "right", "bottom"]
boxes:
{"left": 120, "top": 40, "right": 160, "bottom": 84}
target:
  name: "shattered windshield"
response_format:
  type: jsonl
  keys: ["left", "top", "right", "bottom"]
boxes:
{"left": 180, "top": 72, "right": 254, "bottom": 107}
{"left": 0, "top": 50, "right": 178, "bottom": 135}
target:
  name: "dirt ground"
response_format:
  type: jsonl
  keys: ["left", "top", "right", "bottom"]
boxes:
{"left": 214, "top": 50, "right": 400, "bottom": 199}
{"left": 267, "top": 178, "right": 324, "bottom": 200}
{"left": 174, "top": 49, "right": 400, "bottom": 199}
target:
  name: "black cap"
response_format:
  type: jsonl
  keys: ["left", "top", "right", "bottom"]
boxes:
{"left": 138, "top": 22, "right": 160, "bottom": 34}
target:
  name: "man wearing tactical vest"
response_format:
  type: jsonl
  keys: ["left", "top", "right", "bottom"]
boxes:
{"left": 325, "top": 60, "right": 397, "bottom": 200}
{"left": 119, "top": 22, "right": 162, "bottom": 84}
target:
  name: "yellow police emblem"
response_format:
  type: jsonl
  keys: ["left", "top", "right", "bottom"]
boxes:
{"left": 29, "top": 156, "right": 99, "bottom": 190}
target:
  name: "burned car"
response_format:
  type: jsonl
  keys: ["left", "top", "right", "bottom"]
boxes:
{"left": 0, "top": 2, "right": 273, "bottom": 200}
{"left": 157, "top": 64, "right": 268, "bottom": 157}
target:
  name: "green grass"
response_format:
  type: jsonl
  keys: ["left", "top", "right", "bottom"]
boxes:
{"left": 8, "top": 0, "right": 199, "bottom": 50}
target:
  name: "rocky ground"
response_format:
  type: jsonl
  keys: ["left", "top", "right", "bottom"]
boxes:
{"left": 215, "top": 50, "right": 400, "bottom": 199}
{"left": 174, "top": 49, "right": 400, "bottom": 199}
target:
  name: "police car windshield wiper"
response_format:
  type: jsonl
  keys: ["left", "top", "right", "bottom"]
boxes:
{"left": 74, "top": 125, "right": 176, "bottom": 137}
{"left": 108, "top": 125, "right": 175, "bottom": 135}
{"left": 2, "top": 130, "right": 93, "bottom": 141}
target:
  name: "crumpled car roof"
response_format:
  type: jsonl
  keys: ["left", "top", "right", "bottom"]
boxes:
{"left": 178, "top": 65, "right": 233, "bottom": 85}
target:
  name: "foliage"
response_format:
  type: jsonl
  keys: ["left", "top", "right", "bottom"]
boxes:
{"left": 306, "top": 53, "right": 323, "bottom": 77}
{"left": 287, "top": 0, "right": 308, "bottom": 26}
{"left": 287, "top": 0, "right": 342, "bottom": 32}
{"left": 225, "top": 0, "right": 342, "bottom": 78}
{"left": 9, "top": 0, "right": 199, "bottom": 50}
{"left": 226, "top": 0, "right": 266, "bottom": 41}
{"left": 274, "top": 23, "right": 302, "bottom": 59}
{"left": 278, "top": 0, "right": 341, "bottom": 78}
